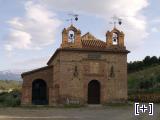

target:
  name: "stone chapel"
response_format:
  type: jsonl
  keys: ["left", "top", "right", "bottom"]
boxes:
{"left": 21, "top": 24, "right": 130, "bottom": 106}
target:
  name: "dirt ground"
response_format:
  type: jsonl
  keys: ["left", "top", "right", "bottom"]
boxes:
{"left": 0, "top": 104, "right": 159, "bottom": 120}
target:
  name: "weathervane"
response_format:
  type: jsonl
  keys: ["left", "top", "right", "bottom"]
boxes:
{"left": 66, "top": 13, "right": 79, "bottom": 25}
{"left": 109, "top": 15, "right": 122, "bottom": 28}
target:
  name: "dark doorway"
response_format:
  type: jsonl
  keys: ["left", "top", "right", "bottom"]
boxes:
{"left": 32, "top": 79, "right": 48, "bottom": 105}
{"left": 88, "top": 80, "right": 100, "bottom": 104}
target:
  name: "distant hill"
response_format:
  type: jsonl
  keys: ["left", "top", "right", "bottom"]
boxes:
{"left": 0, "top": 69, "right": 28, "bottom": 80}
{"left": 0, "top": 70, "right": 22, "bottom": 80}
{"left": 128, "top": 64, "right": 160, "bottom": 93}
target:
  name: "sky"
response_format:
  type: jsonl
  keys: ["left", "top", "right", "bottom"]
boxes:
{"left": 0, "top": 0, "right": 160, "bottom": 71}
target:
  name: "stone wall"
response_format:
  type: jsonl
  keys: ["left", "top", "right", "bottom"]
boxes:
{"left": 53, "top": 50, "right": 128, "bottom": 105}
{"left": 21, "top": 66, "right": 53, "bottom": 105}
{"left": 21, "top": 48, "right": 128, "bottom": 106}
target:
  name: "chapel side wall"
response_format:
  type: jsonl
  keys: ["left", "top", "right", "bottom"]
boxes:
{"left": 82, "top": 52, "right": 127, "bottom": 104}
{"left": 103, "top": 53, "right": 128, "bottom": 103}
{"left": 58, "top": 51, "right": 107, "bottom": 104}
{"left": 59, "top": 51, "right": 85, "bottom": 104}
{"left": 116, "top": 54, "right": 128, "bottom": 101}
{"left": 82, "top": 59, "right": 106, "bottom": 104}
{"left": 21, "top": 66, "right": 53, "bottom": 105}
{"left": 80, "top": 52, "right": 128, "bottom": 104}
{"left": 49, "top": 53, "right": 61, "bottom": 105}
{"left": 57, "top": 50, "right": 128, "bottom": 104}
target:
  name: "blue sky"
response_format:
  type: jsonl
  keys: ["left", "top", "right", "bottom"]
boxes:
{"left": 0, "top": 0, "right": 160, "bottom": 71}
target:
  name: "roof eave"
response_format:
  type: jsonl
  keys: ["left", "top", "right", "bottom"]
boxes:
{"left": 47, "top": 48, "right": 130, "bottom": 65}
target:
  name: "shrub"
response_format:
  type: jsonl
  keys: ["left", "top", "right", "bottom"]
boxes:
{"left": 0, "top": 91, "right": 21, "bottom": 107}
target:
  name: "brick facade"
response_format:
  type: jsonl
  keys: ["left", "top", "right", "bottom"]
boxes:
{"left": 21, "top": 25, "right": 130, "bottom": 106}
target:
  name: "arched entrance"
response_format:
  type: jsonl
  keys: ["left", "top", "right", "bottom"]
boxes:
{"left": 88, "top": 80, "right": 100, "bottom": 104}
{"left": 32, "top": 79, "right": 48, "bottom": 105}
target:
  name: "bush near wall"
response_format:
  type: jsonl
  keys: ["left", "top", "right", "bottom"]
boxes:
{"left": 0, "top": 90, "right": 21, "bottom": 107}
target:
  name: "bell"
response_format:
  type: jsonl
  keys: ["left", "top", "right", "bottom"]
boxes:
{"left": 118, "top": 21, "right": 122, "bottom": 25}
{"left": 70, "top": 34, "right": 73, "bottom": 38}
{"left": 113, "top": 38, "right": 117, "bottom": 42}
{"left": 118, "top": 19, "right": 122, "bottom": 25}
{"left": 75, "top": 17, "right": 78, "bottom": 21}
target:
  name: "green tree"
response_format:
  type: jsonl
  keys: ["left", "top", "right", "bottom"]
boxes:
{"left": 143, "top": 56, "right": 151, "bottom": 65}
{"left": 150, "top": 56, "right": 158, "bottom": 64}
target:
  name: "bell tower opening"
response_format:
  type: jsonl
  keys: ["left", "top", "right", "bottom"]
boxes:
{"left": 112, "top": 32, "right": 118, "bottom": 45}
{"left": 61, "top": 24, "right": 81, "bottom": 48}
{"left": 68, "top": 30, "right": 75, "bottom": 43}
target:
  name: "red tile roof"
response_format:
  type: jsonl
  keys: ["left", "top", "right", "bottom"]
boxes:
{"left": 81, "top": 39, "right": 106, "bottom": 48}
{"left": 81, "top": 32, "right": 106, "bottom": 48}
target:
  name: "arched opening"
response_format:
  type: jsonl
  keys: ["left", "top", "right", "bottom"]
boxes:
{"left": 112, "top": 32, "right": 118, "bottom": 45}
{"left": 88, "top": 80, "right": 100, "bottom": 104}
{"left": 32, "top": 79, "right": 48, "bottom": 105}
{"left": 68, "top": 30, "right": 75, "bottom": 43}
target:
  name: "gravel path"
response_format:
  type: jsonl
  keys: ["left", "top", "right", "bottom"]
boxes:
{"left": 0, "top": 104, "right": 159, "bottom": 120}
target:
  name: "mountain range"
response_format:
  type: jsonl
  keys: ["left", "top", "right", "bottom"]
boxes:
{"left": 0, "top": 69, "right": 26, "bottom": 80}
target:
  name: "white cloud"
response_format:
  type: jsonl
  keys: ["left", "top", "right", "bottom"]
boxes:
{"left": 14, "top": 57, "right": 49, "bottom": 70}
{"left": 5, "top": 1, "right": 61, "bottom": 51}
{"left": 151, "top": 18, "right": 160, "bottom": 24}
{"left": 151, "top": 27, "right": 159, "bottom": 33}
{"left": 5, "top": 29, "right": 32, "bottom": 51}
{"left": 41, "top": 0, "right": 149, "bottom": 50}
{"left": 150, "top": 17, "right": 160, "bottom": 33}
{"left": 5, "top": 0, "right": 149, "bottom": 51}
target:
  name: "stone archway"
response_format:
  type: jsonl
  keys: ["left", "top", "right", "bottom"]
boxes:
{"left": 88, "top": 80, "right": 100, "bottom": 104}
{"left": 32, "top": 79, "right": 48, "bottom": 105}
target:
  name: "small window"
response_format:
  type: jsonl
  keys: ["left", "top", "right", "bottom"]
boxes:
{"left": 73, "top": 65, "right": 78, "bottom": 77}
{"left": 110, "top": 66, "right": 115, "bottom": 78}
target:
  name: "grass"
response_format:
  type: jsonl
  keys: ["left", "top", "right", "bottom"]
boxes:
{"left": 128, "top": 65, "right": 160, "bottom": 103}
{"left": 128, "top": 64, "right": 160, "bottom": 94}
